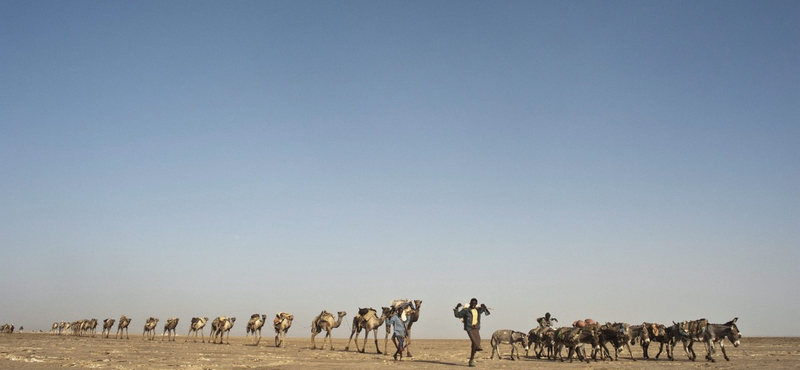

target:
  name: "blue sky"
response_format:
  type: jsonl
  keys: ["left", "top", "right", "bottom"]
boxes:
{"left": 1, "top": 1, "right": 798, "bottom": 338}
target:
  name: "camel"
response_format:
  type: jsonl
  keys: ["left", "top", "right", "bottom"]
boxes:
{"left": 116, "top": 315, "right": 131, "bottom": 339}
{"left": 143, "top": 317, "right": 159, "bottom": 340}
{"left": 384, "top": 299, "right": 422, "bottom": 357}
{"left": 311, "top": 310, "right": 346, "bottom": 350}
{"left": 346, "top": 307, "right": 392, "bottom": 354}
{"left": 72, "top": 320, "right": 84, "bottom": 336}
{"left": 83, "top": 318, "right": 98, "bottom": 337}
{"left": 274, "top": 312, "right": 294, "bottom": 347}
{"left": 102, "top": 319, "right": 115, "bottom": 338}
{"left": 246, "top": 314, "right": 266, "bottom": 345}
{"left": 185, "top": 317, "right": 209, "bottom": 343}
{"left": 210, "top": 316, "right": 236, "bottom": 344}
{"left": 51, "top": 322, "right": 59, "bottom": 334}
{"left": 161, "top": 318, "right": 179, "bottom": 341}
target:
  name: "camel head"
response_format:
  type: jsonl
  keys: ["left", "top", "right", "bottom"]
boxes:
{"left": 333, "top": 311, "right": 346, "bottom": 327}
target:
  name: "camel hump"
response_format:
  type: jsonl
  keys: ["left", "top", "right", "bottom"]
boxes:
{"left": 251, "top": 314, "right": 260, "bottom": 319}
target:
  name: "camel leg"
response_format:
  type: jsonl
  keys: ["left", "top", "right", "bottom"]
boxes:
{"left": 384, "top": 325, "right": 391, "bottom": 355}
{"left": 374, "top": 329, "right": 382, "bottom": 354}
{"left": 345, "top": 325, "right": 357, "bottom": 351}
{"left": 326, "top": 330, "right": 334, "bottom": 350}
{"left": 311, "top": 330, "right": 318, "bottom": 349}
{"left": 405, "top": 330, "right": 413, "bottom": 357}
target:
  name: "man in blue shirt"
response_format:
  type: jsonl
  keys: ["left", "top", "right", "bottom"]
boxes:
{"left": 388, "top": 308, "right": 410, "bottom": 361}
{"left": 454, "top": 298, "right": 490, "bottom": 367}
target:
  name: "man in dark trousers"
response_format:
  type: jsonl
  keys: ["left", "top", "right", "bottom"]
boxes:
{"left": 453, "top": 298, "right": 490, "bottom": 367}
{"left": 388, "top": 305, "right": 410, "bottom": 361}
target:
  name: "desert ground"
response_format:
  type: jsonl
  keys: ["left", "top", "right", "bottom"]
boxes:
{"left": 1, "top": 333, "right": 798, "bottom": 370}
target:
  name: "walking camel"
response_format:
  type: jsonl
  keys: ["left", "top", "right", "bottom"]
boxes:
{"left": 142, "top": 317, "right": 159, "bottom": 340}
{"left": 246, "top": 314, "right": 266, "bottom": 345}
{"left": 346, "top": 307, "right": 393, "bottom": 354}
{"left": 311, "top": 310, "right": 346, "bottom": 350}
{"left": 161, "top": 318, "right": 179, "bottom": 341}
{"left": 210, "top": 316, "right": 236, "bottom": 344}
{"left": 116, "top": 315, "right": 131, "bottom": 339}
{"left": 102, "top": 319, "right": 115, "bottom": 338}
{"left": 384, "top": 300, "right": 422, "bottom": 357}
{"left": 274, "top": 312, "right": 294, "bottom": 347}
{"left": 185, "top": 317, "right": 209, "bottom": 343}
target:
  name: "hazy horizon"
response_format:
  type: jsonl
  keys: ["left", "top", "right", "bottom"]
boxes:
{"left": 1, "top": 1, "right": 798, "bottom": 339}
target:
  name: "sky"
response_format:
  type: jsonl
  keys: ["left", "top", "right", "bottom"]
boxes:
{"left": 1, "top": 1, "right": 798, "bottom": 339}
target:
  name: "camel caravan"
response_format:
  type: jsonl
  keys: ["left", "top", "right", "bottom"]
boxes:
{"left": 42, "top": 301, "right": 741, "bottom": 364}
{"left": 43, "top": 299, "right": 421, "bottom": 355}
{"left": 1, "top": 324, "right": 15, "bottom": 334}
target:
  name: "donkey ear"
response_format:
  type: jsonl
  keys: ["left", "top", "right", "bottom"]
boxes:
{"left": 732, "top": 317, "right": 738, "bottom": 323}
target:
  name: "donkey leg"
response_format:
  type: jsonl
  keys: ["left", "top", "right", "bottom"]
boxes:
{"left": 720, "top": 341, "right": 729, "bottom": 361}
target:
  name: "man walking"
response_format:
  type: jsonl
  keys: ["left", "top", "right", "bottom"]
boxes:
{"left": 453, "top": 298, "right": 490, "bottom": 367}
{"left": 388, "top": 307, "right": 410, "bottom": 361}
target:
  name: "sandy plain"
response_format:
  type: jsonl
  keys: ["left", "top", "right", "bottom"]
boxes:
{"left": 1, "top": 333, "right": 799, "bottom": 370}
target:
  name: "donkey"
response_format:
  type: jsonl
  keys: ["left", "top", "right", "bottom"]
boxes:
{"left": 553, "top": 327, "right": 596, "bottom": 363}
{"left": 642, "top": 322, "right": 672, "bottom": 360}
{"left": 670, "top": 318, "right": 709, "bottom": 361}
{"left": 624, "top": 324, "right": 648, "bottom": 360}
{"left": 528, "top": 326, "right": 558, "bottom": 359}
{"left": 595, "top": 322, "right": 638, "bottom": 361}
{"left": 699, "top": 318, "right": 741, "bottom": 362}
{"left": 575, "top": 327, "right": 601, "bottom": 362}
{"left": 490, "top": 330, "right": 529, "bottom": 360}
{"left": 526, "top": 314, "right": 558, "bottom": 358}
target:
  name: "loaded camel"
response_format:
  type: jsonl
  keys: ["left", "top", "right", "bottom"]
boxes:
{"left": 274, "top": 312, "right": 294, "bottom": 347}
{"left": 142, "top": 317, "right": 159, "bottom": 340}
{"left": 81, "top": 319, "right": 98, "bottom": 337}
{"left": 161, "top": 318, "right": 179, "bottom": 341}
{"left": 345, "top": 307, "right": 392, "bottom": 354}
{"left": 116, "top": 315, "right": 131, "bottom": 339}
{"left": 384, "top": 300, "right": 422, "bottom": 357}
{"left": 102, "top": 319, "right": 115, "bottom": 338}
{"left": 311, "top": 310, "right": 346, "bottom": 350}
{"left": 246, "top": 314, "right": 266, "bottom": 345}
{"left": 210, "top": 316, "right": 236, "bottom": 344}
{"left": 185, "top": 317, "right": 209, "bottom": 343}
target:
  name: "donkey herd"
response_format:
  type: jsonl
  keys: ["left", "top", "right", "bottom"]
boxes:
{"left": 11, "top": 306, "right": 741, "bottom": 364}
{"left": 490, "top": 315, "right": 742, "bottom": 363}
